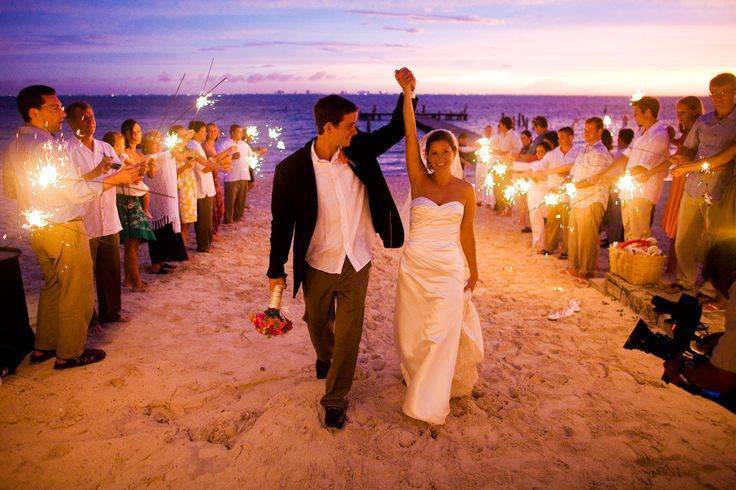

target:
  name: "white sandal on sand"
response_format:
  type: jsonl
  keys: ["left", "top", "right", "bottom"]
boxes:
{"left": 547, "top": 299, "right": 582, "bottom": 321}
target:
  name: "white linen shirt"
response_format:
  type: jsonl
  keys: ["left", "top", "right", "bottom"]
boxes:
{"left": 5, "top": 125, "right": 103, "bottom": 225}
{"left": 623, "top": 120, "right": 671, "bottom": 204}
{"left": 305, "top": 143, "right": 374, "bottom": 274}
{"left": 187, "top": 140, "right": 216, "bottom": 199}
{"left": 570, "top": 141, "right": 613, "bottom": 209}
{"left": 216, "top": 138, "right": 253, "bottom": 182}
{"left": 67, "top": 138, "right": 122, "bottom": 237}
{"left": 536, "top": 145, "right": 580, "bottom": 189}
{"left": 496, "top": 130, "right": 523, "bottom": 155}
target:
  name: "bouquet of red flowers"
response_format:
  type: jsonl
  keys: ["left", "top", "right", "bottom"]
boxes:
{"left": 250, "top": 285, "right": 293, "bottom": 337}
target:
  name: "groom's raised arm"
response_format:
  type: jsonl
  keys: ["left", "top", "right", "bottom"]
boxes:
{"left": 267, "top": 163, "right": 294, "bottom": 281}
{"left": 353, "top": 93, "right": 418, "bottom": 158}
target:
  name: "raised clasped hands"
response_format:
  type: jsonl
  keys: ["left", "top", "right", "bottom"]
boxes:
{"left": 394, "top": 67, "right": 416, "bottom": 93}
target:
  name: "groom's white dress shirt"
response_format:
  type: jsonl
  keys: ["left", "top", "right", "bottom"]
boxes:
{"left": 306, "top": 142, "right": 375, "bottom": 274}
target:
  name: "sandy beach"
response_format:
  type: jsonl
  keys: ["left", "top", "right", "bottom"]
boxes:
{"left": 1, "top": 172, "right": 734, "bottom": 488}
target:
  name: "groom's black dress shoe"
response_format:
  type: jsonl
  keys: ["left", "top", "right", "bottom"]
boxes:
{"left": 324, "top": 407, "right": 346, "bottom": 429}
{"left": 316, "top": 359, "right": 331, "bottom": 379}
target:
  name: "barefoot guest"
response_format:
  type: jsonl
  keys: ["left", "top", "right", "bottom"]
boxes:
{"left": 5, "top": 85, "right": 138, "bottom": 369}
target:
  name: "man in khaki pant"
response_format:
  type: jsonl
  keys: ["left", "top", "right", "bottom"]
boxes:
{"left": 5, "top": 85, "right": 137, "bottom": 369}
{"left": 533, "top": 126, "right": 578, "bottom": 258}
{"left": 670, "top": 72, "right": 736, "bottom": 305}
{"left": 565, "top": 118, "right": 613, "bottom": 279}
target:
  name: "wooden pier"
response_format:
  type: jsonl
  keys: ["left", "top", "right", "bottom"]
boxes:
{"left": 360, "top": 104, "right": 468, "bottom": 132}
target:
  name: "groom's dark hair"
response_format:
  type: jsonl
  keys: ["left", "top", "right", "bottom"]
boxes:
{"left": 314, "top": 95, "right": 358, "bottom": 134}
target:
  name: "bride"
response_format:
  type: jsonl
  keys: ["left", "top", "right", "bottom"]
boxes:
{"left": 394, "top": 67, "right": 484, "bottom": 425}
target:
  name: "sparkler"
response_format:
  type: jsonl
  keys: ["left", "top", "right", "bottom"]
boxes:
{"left": 475, "top": 137, "right": 492, "bottom": 165}
{"left": 163, "top": 132, "right": 183, "bottom": 151}
{"left": 268, "top": 126, "right": 282, "bottom": 140}
{"left": 276, "top": 140, "right": 286, "bottom": 151}
{"left": 195, "top": 93, "right": 215, "bottom": 111}
{"left": 603, "top": 114, "right": 613, "bottom": 130}
{"left": 700, "top": 161, "right": 711, "bottom": 174}
{"left": 22, "top": 208, "right": 51, "bottom": 230}
{"left": 630, "top": 89, "right": 645, "bottom": 103}
{"left": 564, "top": 182, "right": 577, "bottom": 199}
{"left": 544, "top": 192, "right": 560, "bottom": 206}
{"left": 483, "top": 172, "right": 495, "bottom": 194}
{"left": 491, "top": 161, "right": 507, "bottom": 177}
{"left": 615, "top": 170, "right": 639, "bottom": 198}
{"left": 245, "top": 125, "right": 259, "bottom": 141}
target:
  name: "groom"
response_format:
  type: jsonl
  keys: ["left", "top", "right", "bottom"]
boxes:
{"left": 268, "top": 70, "right": 417, "bottom": 429}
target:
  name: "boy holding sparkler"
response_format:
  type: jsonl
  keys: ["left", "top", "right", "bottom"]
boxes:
{"left": 6, "top": 85, "right": 139, "bottom": 369}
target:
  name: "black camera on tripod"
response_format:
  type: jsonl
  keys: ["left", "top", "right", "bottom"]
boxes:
{"left": 623, "top": 293, "right": 706, "bottom": 365}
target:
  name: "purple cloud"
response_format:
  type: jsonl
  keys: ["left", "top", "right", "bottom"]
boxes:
{"left": 349, "top": 9, "right": 504, "bottom": 25}
{"left": 308, "top": 71, "right": 338, "bottom": 81}
{"left": 383, "top": 26, "right": 423, "bottom": 33}
{"left": 157, "top": 72, "right": 172, "bottom": 82}
{"left": 246, "top": 72, "right": 303, "bottom": 84}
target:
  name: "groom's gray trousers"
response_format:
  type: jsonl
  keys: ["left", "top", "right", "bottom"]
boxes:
{"left": 302, "top": 259, "right": 371, "bottom": 409}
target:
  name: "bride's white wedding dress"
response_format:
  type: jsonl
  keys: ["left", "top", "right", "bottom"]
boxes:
{"left": 395, "top": 196, "right": 484, "bottom": 425}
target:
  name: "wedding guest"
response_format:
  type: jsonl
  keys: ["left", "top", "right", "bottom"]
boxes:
{"left": 474, "top": 124, "right": 496, "bottom": 207}
{"left": 65, "top": 102, "right": 129, "bottom": 324}
{"left": 203, "top": 122, "right": 225, "bottom": 236}
{"left": 187, "top": 121, "right": 218, "bottom": 253}
{"left": 519, "top": 129, "right": 533, "bottom": 155}
{"left": 169, "top": 125, "right": 197, "bottom": 247}
{"left": 457, "top": 132, "right": 476, "bottom": 177}
{"left": 525, "top": 141, "right": 551, "bottom": 251}
{"left": 619, "top": 97, "right": 670, "bottom": 241}
{"left": 670, "top": 72, "right": 736, "bottom": 304}
{"left": 534, "top": 126, "right": 579, "bottom": 258}
{"left": 565, "top": 117, "right": 613, "bottom": 281}
{"left": 662, "top": 96, "right": 704, "bottom": 272}
{"left": 6, "top": 85, "right": 137, "bottom": 369}
{"left": 119, "top": 120, "right": 157, "bottom": 291}
{"left": 217, "top": 124, "right": 255, "bottom": 223}
{"left": 141, "top": 131, "right": 188, "bottom": 274}
{"left": 518, "top": 116, "right": 552, "bottom": 162}
{"left": 602, "top": 127, "right": 635, "bottom": 247}
{"left": 615, "top": 128, "right": 635, "bottom": 157}
{"left": 601, "top": 129, "right": 614, "bottom": 152}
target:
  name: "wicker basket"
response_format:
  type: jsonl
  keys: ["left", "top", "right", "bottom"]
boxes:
{"left": 608, "top": 247, "right": 666, "bottom": 285}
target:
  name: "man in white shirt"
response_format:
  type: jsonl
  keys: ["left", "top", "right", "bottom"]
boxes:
{"left": 268, "top": 70, "right": 415, "bottom": 429}
{"left": 217, "top": 124, "right": 252, "bottom": 224}
{"left": 187, "top": 121, "right": 218, "bottom": 252}
{"left": 66, "top": 101, "right": 129, "bottom": 325}
{"left": 4, "top": 85, "right": 137, "bottom": 369}
{"left": 566, "top": 117, "right": 613, "bottom": 279}
{"left": 599, "top": 97, "right": 670, "bottom": 241}
{"left": 533, "top": 126, "right": 579, "bottom": 257}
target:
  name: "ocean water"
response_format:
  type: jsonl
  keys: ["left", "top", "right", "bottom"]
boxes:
{"left": 0, "top": 94, "right": 689, "bottom": 175}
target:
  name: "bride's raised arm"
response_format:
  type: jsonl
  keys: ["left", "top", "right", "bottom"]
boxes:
{"left": 396, "top": 68, "right": 430, "bottom": 195}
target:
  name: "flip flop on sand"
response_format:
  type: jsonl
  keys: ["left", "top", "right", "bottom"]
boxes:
{"left": 548, "top": 299, "right": 582, "bottom": 320}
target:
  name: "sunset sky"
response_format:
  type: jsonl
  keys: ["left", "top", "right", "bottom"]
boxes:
{"left": 1, "top": 0, "right": 734, "bottom": 96}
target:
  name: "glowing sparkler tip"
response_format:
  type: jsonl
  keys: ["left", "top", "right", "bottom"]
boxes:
{"left": 630, "top": 89, "right": 645, "bottom": 103}
{"left": 163, "top": 132, "right": 183, "bottom": 151}
{"left": 700, "top": 161, "right": 711, "bottom": 173}
{"left": 245, "top": 125, "right": 259, "bottom": 140}
{"left": 268, "top": 127, "right": 283, "bottom": 140}
{"left": 22, "top": 208, "right": 51, "bottom": 230}
{"left": 195, "top": 93, "right": 215, "bottom": 111}
{"left": 276, "top": 140, "right": 286, "bottom": 150}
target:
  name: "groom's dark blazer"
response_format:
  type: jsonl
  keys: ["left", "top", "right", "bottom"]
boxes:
{"left": 268, "top": 94, "right": 417, "bottom": 297}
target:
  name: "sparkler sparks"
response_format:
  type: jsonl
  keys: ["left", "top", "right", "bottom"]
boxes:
{"left": 163, "top": 132, "right": 183, "bottom": 151}
{"left": 630, "top": 89, "right": 645, "bottom": 103}
{"left": 564, "top": 182, "right": 577, "bottom": 199}
{"left": 245, "top": 125, "right": 259, "bottom": 141}
{"left": 195, "top": 93, "right": 215, "bottom": 111}
{"left": 276, "top": 140, "right": 286, "bottom": 151}
{"left": 544, "top": 192, "right": 560, "bottom": 206}
{"left": 603, "top": 114, "right": 613, "bottom": 129}
{"left": 22, "top": 208, "right": 51, "bottom": 230}
{"left": 700, "top": 161, "right": 711, "bottom": 174}
{"left": 491, "top": 162, "right": 507, "bottom": 177}
{"left": 615, "top": 170, "right": 639, "bottom": 198}
{"left": 268, "top": 127, "right": 282, "bottom": 140}
{"left": 33, "top": 163, "right": 60, "bottom": 189}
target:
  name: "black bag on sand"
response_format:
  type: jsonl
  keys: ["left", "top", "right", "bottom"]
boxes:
{"left": 0, "top": 248, "right": 34, "bottom": 379}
